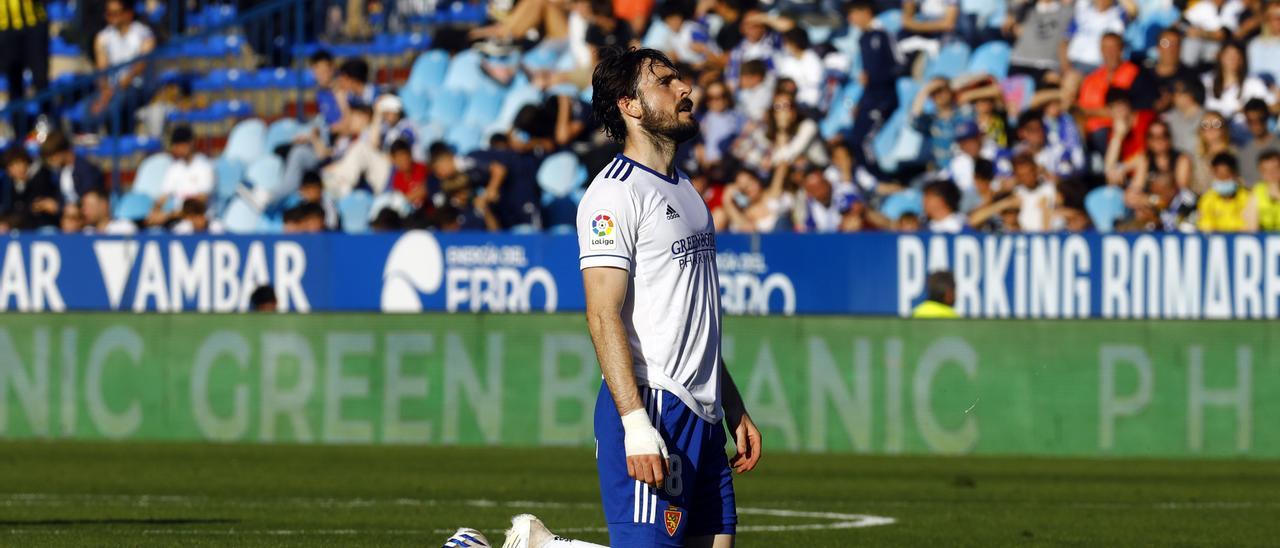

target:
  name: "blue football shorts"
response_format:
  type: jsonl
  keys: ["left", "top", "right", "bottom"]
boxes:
{"left": 594, "top": 383, "right": 737, "bottom": 547}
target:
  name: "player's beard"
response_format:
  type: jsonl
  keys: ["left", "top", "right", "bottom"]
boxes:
{"left": 639, "top": 96, "right": 699, "bottom": 146}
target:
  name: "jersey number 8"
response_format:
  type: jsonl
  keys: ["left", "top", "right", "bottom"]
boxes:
{"left": 665, "top": 454, "right": 683, "bottom": 496}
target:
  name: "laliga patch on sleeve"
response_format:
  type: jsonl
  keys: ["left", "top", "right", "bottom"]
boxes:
{"left": 588, "top": 209, "right": 618, "bottom": 250}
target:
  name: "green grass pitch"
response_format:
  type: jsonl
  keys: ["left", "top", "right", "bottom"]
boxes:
{"left": 0, "top": 441, "right": 1277, "bottom": 546}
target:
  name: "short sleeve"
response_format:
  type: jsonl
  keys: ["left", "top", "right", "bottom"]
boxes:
{"left": 577, "top": 180, "right": 639, "bottom": 271}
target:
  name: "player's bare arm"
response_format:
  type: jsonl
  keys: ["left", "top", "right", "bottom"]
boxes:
{"left": 721, "top": 364, "right": 762, "bottom": 474}
{"left": 583, "top": 266, "right": 669, "bottom": 491}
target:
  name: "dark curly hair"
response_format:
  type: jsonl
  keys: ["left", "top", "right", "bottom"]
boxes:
{"left": 591, "top": 46, "right": 680, "bottom": 144}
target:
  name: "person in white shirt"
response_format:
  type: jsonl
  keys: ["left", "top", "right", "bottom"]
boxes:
{"left": 733, "top": 59, "right": 774, "bottom": 122}
{"left": 88, "top": 0, "right": 155, "bottom": 134}
{"left": 1010, "top": 151, "right": 1057, "bottom": 231}
{"left": 1183, "top": 0, "right": 1246, "bottom": 69}
{"left": 156, "top": 125, "right": 214, "bottom": 207}
{"left": 1202, "top": 41, "right": 1273, "bottom": 122}
{"left": 1064, "top": 0, "right": 1134, "bottom": 73}
{"left": 923, "top": 179, "right": 967, "bottom": 232}
{"left": 488, "top": 47, "right": 762, "bottom": 548}
{"left": 796, "top": 167, "right": 856, "bottom": 233}
{"left": 775, "top": 28, "right": 825, "bottom": 109}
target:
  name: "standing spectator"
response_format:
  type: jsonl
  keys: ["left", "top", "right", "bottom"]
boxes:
{"left": 1202, "top": 41, "right": 1272, "bottom": 122}
{"left": 0, "top": 148, "right": 60, "bottom": 229}
{"left": 776, "top": 28, "right": 825, "bottom": 109}
{"left": 1007, "top": 0, "right": 1074, "bottom": 84}
{"left": 88, "top": 0, "right": 156, "bottom": 135}
{"left": 0, "top": 0, "right": 48, "bottom": 137}
{"left": 695, "top": 80, "right": 745, "bottom": 168}
{"left": 1237, "top": 99, "right": 1279, "bottom": 185}
{"left": 80, "top": 189, "right": 136, "bottom": 235}
{"left": 1073, "top": 33, "right": 1148, "bottom": 151}
{"left": 156, "top": 125, "right": 214, "bottom": 210}
{"left": 912, "top": 271, "right": 958, "bottom": 318}
{"left": 1245, "top": 150, "right": 1280, "bottom": 230}
{"left": 1011, "top": 151, "right": 1056, "bottom": 231}
{"left": 912, "top": 78, "right": 972, "bottom": 170}
{"left": 1063, "top": 0, "right": 1134, "bottom": 74}
{"left": 1197, "top": 152, "right": 1249, "bottom": 232}
{"left": 1164, "top": 78, "right": 1206, "bottom": 156}
{"left": 923, "top": 179, "right": 966, "bottom": 232}
{"left": 36, "top": 131, "right": 106, "bottom": 205}
{"left": 1193, "top": 111, "right": 1236, "bottom": 193}
{"left": 1147, "top": 28, "right": 1197, "bottom": 113}
{"left": 734, "top": 59, "right": 774, "bottom": 123}
{"left": 899, "top": 0, "right": 960, "bottom": 61}
{"left": 1183, "top": 0, "right": 1246, "bottom": 70}
{"left": 1248, "top": 1, "right": 1280, "bottom": 80}
{"left": 795, "top": 167, "right": 856, "bottom": 233}
{"left": 847, "top": 0, "right": 903, "bottom": 178}
{"left": 1124, "top": 120, "right": 1194, "bottom": 210}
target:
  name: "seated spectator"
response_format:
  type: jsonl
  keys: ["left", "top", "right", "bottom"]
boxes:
{"left": 735, "top": 59, "right": 774, "bottom": 123}
{"left": 945, "top": 121, "right": 986, "bottom": 199}
{"left": 899, "top": 0, "right": 960, "bottom": 60}
{"left": 171, "top": 199, "right": 224, "bottom": 234}
{"left": 1245, "top": 150, "right": 1280, "bottom": 230}
{"left": 1147, "top": 28, "right": 1197, "bottom": 113}
{"left": 795, "top": 167, "right": 856, "bottom": 233}
{"left": 725, "top": 9, "right": 792, "bottom": 87}
{"left": 310, "top": 50, "right": 341, "bottom": 126}
{"left": 432, "top": 173, "right": 499, "bottom": 231}
{"left": 1198, "top": 152, "right": 1249, "bottom": 232}
{"left": 695, "top": 80, "right": 745, "bottom": 169}
{"left": 718, "top": 166, "right": 792, "bottom": 233}
{"left": 1237, "top": 99, "right": 1279, "bottom": 185}
{"left": 296, "top": 172, "right": 338, "bottom": 229}
{"left": 511, "top": 94, "right": 590, "bottom": 152}
{"left": 276, "top": 104, "right": 389, "bottom": 203}
{"left": 776, "top": 28, "right": 824, "bottom": 109}
{"left": 374, "top": 95, "right": 416, "bottom": 154}
{"left": 1248, "top": 1, "right": 1280, "bottom": 81}
{"left": 1011, "top": 151, "right": 1057, "bottom": 231}
{"left": 1124, "top": 120, "right": 1194, "bottom": 210}
{"left": 1193, "top": 111, "right": 1236, "bottom": 194}
{"left": 60, "top": 204, "right": 84, "bottom": 234}
{"left": 1013, "top": 109, "right": 1082, "bottom": 181}
{"left": 912, "top": 78, "right": 972, "bottom": 170}
{"left": 0, "top": 147, "right": 61, "bottom": 230}
{"left": 1064, "top": 0, "right": 1134, "bottom": 74}
{"left": 36, "top": 131, "right": 105, "bottom": 205}
{"left": 86, "top": 0, "right": 156, "bottom": 134}
{"left": 1072, "top": 32, "right": 1149, "bottom": 150}
{"left": 1183, "top": 0, "right": 1246, "bottom": 70}
{"left": 1203, "top": 41, "right": 1272, "bottom": 122}
{"left": 923, "top": 180, "right": 966, "bottom": 233}
{"left": 370, "top": 208, "right": 404, "bottom": 232}
{"left": 896, "top": 212, "right": 923, "bottom": 231}
{"left": 1007, "top": 0, "right": 1073, "bottom": 84}
{"left": 335, "top": 58, "right": 377, "bottom": 120}
{"left": 80, "top": 189, "right": 136, "bottom": 235}
{"left": 389, "top": 140, "right": 429, "bottom": 211}
{"left": 646, "top": 2, "right": 718, "bottom": 67}
{"left": 968, "top": 173, "right": 1022, "bottom": 231}
{"left": 734, "top": 91, "right": 825, "bottom": 173}
{"left": 1102, "top": 89, "right": 1156, "bottom": 168}
{"left": 1164, "top": 78, "right": 1206, "bottom": 156}
{"left": 151, "top": 126, "right": 213, "bottom": 227}
{"left": 285, "top": 203, "right": 327, "bottom": 233}
{"left": 960, "top": 158, "right": 995, "bottom": 213}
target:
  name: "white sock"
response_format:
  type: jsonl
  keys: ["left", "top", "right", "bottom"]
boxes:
{"left": 542, "top": 538, "right": 608, "bottom": 548}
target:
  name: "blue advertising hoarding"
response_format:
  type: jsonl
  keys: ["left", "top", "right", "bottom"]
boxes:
{"left": 0, "top": 231, "right": 1277, "bottom": 319}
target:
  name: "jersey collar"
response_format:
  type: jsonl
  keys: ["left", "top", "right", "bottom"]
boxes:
{"left": 616, "top": 153, "right": 681, "bottom": 185}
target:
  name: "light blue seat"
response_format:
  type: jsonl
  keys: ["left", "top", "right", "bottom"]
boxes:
{"left": 112, "top": 192, "right": 155, "bottom": 221}
{"left": 537, "top": 151, "right": 586, "bottom": 199}
{"left": 244, "top": 155, "right": 286, "bottom": 206}
{"left": 224, "top": 118, "right": 267, "bottom": 165}
{"left": 408, "top": 49, "right": 450, "bottom": 94}
{"left": 820, "top": 82, "right": 863, "bottom": 140}
{"left": 896, "top": 77, "right": 921, "bottom": 110}
{"left": 923, "top": 42, "right": 972, "bottom": 81}
{"left": 880, "top": 189, "right": 923, "bottom": 221}
{"left": 490, "top": 82, "right": 542, "bottom": 135}
{"left": 965, "top": 41, "right": 1012, "bottom": 80}
{"left": 401, "top": 86, "right": 431, "bottom": 124}
{"left": 462, "top": 89, "right": 508, "bottom": 128}
{"left": 132, "top": 153, "right": 173, "bottom": 199}
{"left": 876, "top": 9, "right": 903, "bottom": 35}
{"left": 222, "top": 196, "right": 264, "bottom": 233}
{"left": 339, "top": 190, "right": 375, "bottom": 233}
{"left": 212, "top": 157, "right": 245, "bottom": 216}
{"left": 446, "top": 124, "right": 485, "bottom": 155}
{"left": 1085, "top": 185, "right": 1127, "bottom": 232}
{"left": 427, "top": 89, "right": 467, "bottom": 127}
{"left": 442, "top": 49, "right": 495, "bottom": 95}
{"left": 265, "top": 118, "right": 302, "bottom": 152}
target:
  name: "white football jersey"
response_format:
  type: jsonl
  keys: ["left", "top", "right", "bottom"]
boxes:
{"left": 577, "top": 154, "right": 723, "bottom": 423}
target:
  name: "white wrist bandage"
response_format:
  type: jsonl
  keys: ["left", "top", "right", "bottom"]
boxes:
{"left": 620, "top": 409, "right": 668, "bottom": 459}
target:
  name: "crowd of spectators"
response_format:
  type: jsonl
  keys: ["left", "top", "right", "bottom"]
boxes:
{"left": 7, "top": 0, "right": 1280, "bottom": 235}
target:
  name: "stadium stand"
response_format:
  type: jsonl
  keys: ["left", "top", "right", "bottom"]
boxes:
{"left": 1, "top": 0, "right": 1279, "bottom": 235}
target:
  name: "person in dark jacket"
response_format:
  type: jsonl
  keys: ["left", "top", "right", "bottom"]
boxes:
{"left": 35, "top": 131, "right": 106, "bottom": 205}
{"left": 0, "top": 147, "right": 62, "bottom": 229}
{"left": 846, "top": 0, "right": 903, "bottom": 180}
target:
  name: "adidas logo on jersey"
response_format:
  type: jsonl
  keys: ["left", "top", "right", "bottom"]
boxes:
{"left": 665, "top": 205, "right": 680, "bottom": 220}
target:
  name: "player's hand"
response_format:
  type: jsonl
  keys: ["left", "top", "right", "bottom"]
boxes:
{"left": 621, "top": 409, "right": 669, "bottom": 491}
{"left": 728, "top": 411, "right": 762, "bottom": 474}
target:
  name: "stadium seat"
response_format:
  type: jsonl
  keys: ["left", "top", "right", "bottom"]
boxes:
{"left": 442, "top": 49, "right": 496, "bottom": 95}
{"left": 879, "top": 189, "right": 923, "bottom": 221}
{"left": 537, "top": 152, "right": 586, "bottom": 199}
{"left": 112, "top": 192, "right": 155, "bottom": 221}
{"left": 244, "top": 155, "right": 286, "bottom": 205}
{"left": 490, "top": 82, "right": 542, "bottom": 135}
{"left": 213, "top": 157, "right": 246, "bottom": 217}
{"left": 222, "top": 196, "right": 264, "bottom": 233}
{"left": 132, "top": 153, "right": 173, "bottom": 199}
{"left": 408, "top": 50, "right": 450, "bottom": 95}
{"left": 427, "top": 90, "right": 468, "bottom": 128}
{"left": 265, "top": 118, "right": 303, "bottom": 152}
{"left": 820, "top": 82, "right": 863, "bottom": 140}
{"left": 401, "top": 87, "right": 431, "bottom": 124}
{"left": 224, "top": 119, "right": 268, "bottom": 165}
{"left": 462, "top": 89, "right": 508, "bottom": 128}
{"left": 924, "top": 43, "right": 972, "bottom": 81}
{"left": 370, "top": 192, "right": 413, "bottom": 219}
{"left": 965, "top": 42, "right": 1012, "bottom": 80}
{"left": 339, "top": 191, "right": 375, "bottom": 233}
{"left": 1085, "top": 186, "right": 1127, "bottom": 232}
{"left": 446, "top": 124, "right": 485, "bottom": 155}
{"left": 876, "top": 9, "right": 903, "bottom": 34}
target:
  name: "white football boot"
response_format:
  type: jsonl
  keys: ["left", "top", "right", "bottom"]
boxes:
{"left": 501, "top": 514, "right": 555, "bottom": 548}
{"left": 443, "top": 527, "right": 491, "bottom": 547}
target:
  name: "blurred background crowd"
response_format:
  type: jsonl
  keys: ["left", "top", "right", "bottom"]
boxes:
{"left": 1, "top": 0, "right": 1278, "bottom": 235}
